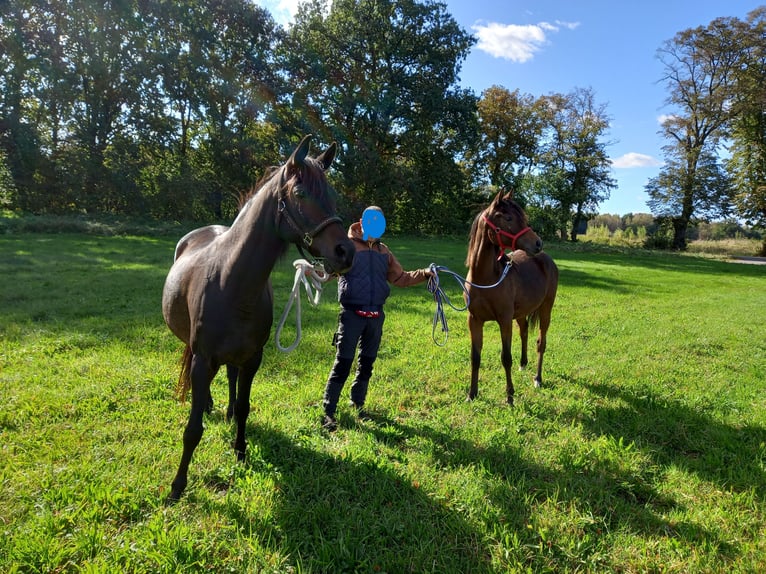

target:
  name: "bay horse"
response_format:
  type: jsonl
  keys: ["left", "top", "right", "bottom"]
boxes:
{"left": 161, "top": 135, "right": 355, "bottom": 501}
{"left": 464, "top": 190, "right": 558, "bottom": 405}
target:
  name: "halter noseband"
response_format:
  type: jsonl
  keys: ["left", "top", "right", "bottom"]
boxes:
{"left": 482, "top": 214, "right": 532, "bottom": 260}
{"left": 278, "top": 197, "right": 342, "bottom": 249}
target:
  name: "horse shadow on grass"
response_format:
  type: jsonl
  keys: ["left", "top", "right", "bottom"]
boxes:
{"left": 202, "top": 421, "right": 491, "bottom": 573}
{"left": 361, "top": 413, "right": 733, "bottom": 565}
{"left": 208, "top": 402, "right": 734, "bottom": 572}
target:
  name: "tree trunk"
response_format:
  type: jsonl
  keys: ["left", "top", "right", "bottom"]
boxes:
{"left": 672, "top": 217, "right": 688, "bottom": 250}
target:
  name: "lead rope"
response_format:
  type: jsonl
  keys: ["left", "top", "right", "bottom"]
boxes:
{"left": 426, "top": 261, "right": 513, "bottom": 346}
{"left": 275, "top": 259, "right": 332, "bottom": 353}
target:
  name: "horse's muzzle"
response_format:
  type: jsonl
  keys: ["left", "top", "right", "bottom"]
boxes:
{"left": 324, "top": 240, "right": 355, "bottom": 274}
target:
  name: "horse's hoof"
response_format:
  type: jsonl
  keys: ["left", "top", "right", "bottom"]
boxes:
{"left": 231, "top": 443, "right": 246, "bottom": 462}
{"left": 506, "top": 396, "right": 515, "bottom": 406}
{"left": 165, "top": 485, "right": 184, "bottom": 504}
{"left": 533, "top": 378, "right": 542, "bottom": 389}
{"left": 466, "top": 394, "right": 476, "bottom": 402}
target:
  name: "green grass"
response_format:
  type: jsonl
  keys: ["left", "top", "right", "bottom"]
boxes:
{"left": 1, "top": 231, "right": 765, "bottom": 573}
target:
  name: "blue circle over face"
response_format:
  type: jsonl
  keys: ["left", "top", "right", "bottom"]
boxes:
{"left": 361, "top": 208, "right": 386, "bottom": 240}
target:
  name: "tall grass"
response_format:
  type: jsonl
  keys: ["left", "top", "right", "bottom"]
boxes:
{"left": 1, "top": 231, "right": 764, "bottom": 572}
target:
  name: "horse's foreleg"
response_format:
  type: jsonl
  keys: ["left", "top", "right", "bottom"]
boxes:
{"left": 467, "top": 314, "right": 484, "bottom": 400}
{"left": 500, "top": 319, "right": 514, "bottom": 405}
{"left": 169, "top": 354, "right": 217, "bottom": 502}
{"left": 232, "top": 350, "right": 262, "bottom": 461}
{"left": 225, "top": 364, "right": 239, "bottom": 421}
{"left": 534, "top": 308, "right": 552, "bottom": 389}
{"left": 517, "top": 317, "right": 529, "bottom": 369}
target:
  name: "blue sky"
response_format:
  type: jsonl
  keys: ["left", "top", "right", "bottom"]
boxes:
{"left": 258, "top": 0, "right": 759, "bottom": 215}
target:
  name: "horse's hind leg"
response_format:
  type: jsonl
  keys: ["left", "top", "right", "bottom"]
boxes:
{"left": 225, "top": 364, "right": 238, "bottom": 421}
{"left": 467, "top": 314, "right": 484, "bottom": 401}
{"left": 534, "top": 308, "right": 552, "bottom": 388}
{"left": 517, "top": 317, "right": 529, "bottom": 369}
{"left": 232, "top": 349, "right": 263, "bottom": 461}
{"left": 499, "top": 319, "right": 514, "bottom": 405}
{"left": 169, "top": 354, "right": 217, "bottom": 502}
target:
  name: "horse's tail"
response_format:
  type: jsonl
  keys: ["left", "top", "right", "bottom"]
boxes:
{"left": 176, "top": 345, "right": 193, "bottom": 403}
{"left": 528, "top": 309, "right": 541, "bottom": 332}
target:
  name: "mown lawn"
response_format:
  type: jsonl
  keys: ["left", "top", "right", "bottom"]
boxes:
{"left": 0, "top": 230, "right": 764, "bottom": 573}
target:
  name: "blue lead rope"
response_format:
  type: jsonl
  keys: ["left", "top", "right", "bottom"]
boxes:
{"left": 427, "top": 263, "right": 470, "bottom": 346}
{"left": 426, "top": 261, "right": 513, "bottom": 346}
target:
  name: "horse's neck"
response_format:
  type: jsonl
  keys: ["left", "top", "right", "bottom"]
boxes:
{"left": 468, "top": 236, "right": 504, "bottom": 283}
{"left": 221, "top": 192, "right": 287, "bottom": 288}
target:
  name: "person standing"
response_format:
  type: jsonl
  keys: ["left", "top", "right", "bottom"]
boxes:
{"left": 321, "top": 206, "right": 432, "bottom": 431}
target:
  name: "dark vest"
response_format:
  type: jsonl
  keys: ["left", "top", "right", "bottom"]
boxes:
{"left": 338, "top": 247, "right": 391, "bottom": 311}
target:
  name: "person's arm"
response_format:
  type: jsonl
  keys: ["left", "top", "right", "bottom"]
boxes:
{"left": 386, "top": 251, "right": 432, "bottom": 287}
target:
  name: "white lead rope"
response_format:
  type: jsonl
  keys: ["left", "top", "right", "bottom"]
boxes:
{"left": 275, "top": 259, "right": 332, "bottom": 353}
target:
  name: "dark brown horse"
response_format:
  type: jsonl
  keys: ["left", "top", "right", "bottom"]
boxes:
{"left": 161, "top": 135, "right": 355, "bottom": 501}
{"left": 464, "top": 191, "right": 558, "bottom": 405}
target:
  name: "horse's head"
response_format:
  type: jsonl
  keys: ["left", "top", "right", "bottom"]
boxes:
{"left": 482, "top": 190, "right": 543, "bottom": 257}
{"left": 277, "top": 135, "right": 355, "bottom": 274}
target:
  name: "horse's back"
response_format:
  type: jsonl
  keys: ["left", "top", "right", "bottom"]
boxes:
{"left": 174, "top": 225, "right": 230, "bottom": 261}
{"left": 512, "top": 250, "right": 559, "bottom": 309}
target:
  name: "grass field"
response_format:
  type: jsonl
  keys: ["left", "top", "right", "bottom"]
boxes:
{"left": 1, "top": 230, "right": 764, "bottom": 573}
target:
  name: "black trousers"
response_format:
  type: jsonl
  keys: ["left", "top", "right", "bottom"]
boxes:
{"left": 322, "top": 308, "right": 384, "bottom": 416}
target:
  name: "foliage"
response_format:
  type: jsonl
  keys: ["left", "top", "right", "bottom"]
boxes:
{"left": 472, "top": 86, "right": 544, "bottom": 190}
{"left": 1, "top": 232, "right": 765, "bottom": 572}
{"left": 0, "top": 147, "right": 15, "bottom": 207}
{"left": 283, "top": 0, "right": 479, "bottom": 232}
{"left": 536, "top": 88, "right": 616, "bottom": 241}
{"left": 652, "top": 15, "right": 746, "bottom": 249}
{"left": 646, "top": 148, "right": 733, "bottom": 223}
{"left": 0, "top": 0, "right": 622, "bottom": 234}
{"left": 0, "top": 0, "right": 283, "bottom": 219}
{"left": 726, "top": 8, "right": 766, "bottom": 255}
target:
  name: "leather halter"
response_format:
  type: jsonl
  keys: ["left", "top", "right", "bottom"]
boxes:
{"left": 276, "top": 167, "right": 343, "bottom": 253}
{"left": 279, "top": 197, "right": 342, "bottom": 249}
{"left": 482, "top": 214, "right": 532, "bottom": 260}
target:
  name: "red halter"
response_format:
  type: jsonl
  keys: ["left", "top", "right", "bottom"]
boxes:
{"left": 482, "top": 215, "right": 532, "bottom": 260}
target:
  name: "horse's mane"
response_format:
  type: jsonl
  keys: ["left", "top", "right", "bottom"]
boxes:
{"left": 465, "top": 211, "right": 483, "bottom": 269}
{"left": 237, "top": 156, "right": 330, "bottom": 211}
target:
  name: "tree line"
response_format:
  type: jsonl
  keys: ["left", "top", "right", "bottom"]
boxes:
{"left": 1, "top": 1, "right": 764, "bottom": 250}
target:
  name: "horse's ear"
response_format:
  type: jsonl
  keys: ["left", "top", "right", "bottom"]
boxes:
{"left": 503, "top": 189, "right": 515, "bottom": 200}
{"left": 316, "top": 142, "right": 337, "bottom": 171}
{"left": 288, "top": 134, "right": 313, "bottom": 169}
{"left": 491, "top": 189, "right": 504, "bottom": 206}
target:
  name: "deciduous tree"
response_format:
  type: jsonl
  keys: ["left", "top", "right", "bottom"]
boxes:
{"left": 652, "top": 17, "right": 740, "bottom": 249}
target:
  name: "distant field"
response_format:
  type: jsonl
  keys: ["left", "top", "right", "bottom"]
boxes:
{"left": 1, "top": 231, "right": 764, "bottom": 573}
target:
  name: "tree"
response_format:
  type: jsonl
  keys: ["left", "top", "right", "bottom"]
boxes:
{"left": 653, "top": 17, "right": 740, "bottom": 249}
{"left": 283, "top": 0, "right": 478, "bottom": 231}
{"left": 727, "top": 8, "right": 766, "bottom": 255}
{"left": 537, "top": 87, "right": 615, "bottom": 241}
{"left": 473, "top": 86, "right": 544, "bottom": 191}
{"left": 646, "top": 146, "right": 732, "bottom": 235}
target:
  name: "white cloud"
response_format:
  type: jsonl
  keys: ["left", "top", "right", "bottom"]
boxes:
{"left": 657, "top": 114, "right": 678, "bottom": 126}
{"left": 610, "top": 152, "right": 663, "bottom": 169}
{"left": 472, "top": 20, "right": 579, "bottom": 62}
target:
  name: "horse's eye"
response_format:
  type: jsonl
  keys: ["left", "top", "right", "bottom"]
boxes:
{"left": 294, "top": 185, "right": 306, "bottom": 199}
